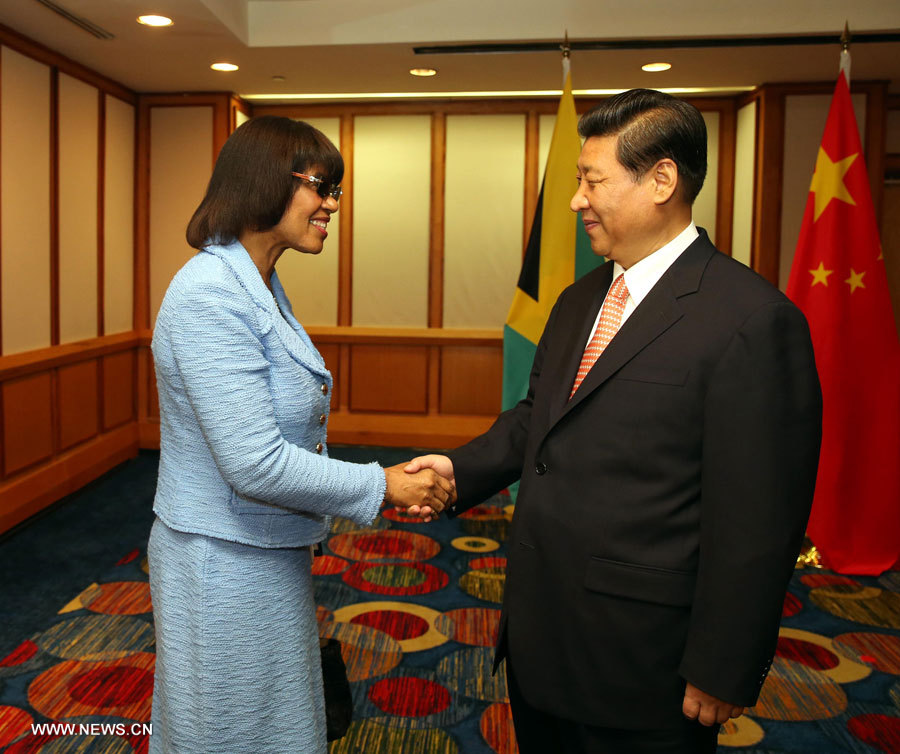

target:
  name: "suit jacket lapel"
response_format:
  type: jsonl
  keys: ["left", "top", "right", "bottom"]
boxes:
{"left": 549, "top": 231, "right": 716, "bottom": 427}
{"left": 547, "top": 262, "right": 613, "bottom": 419}
{"left": 205, "top": 242, "right": 330, "bottom": 379}
{"left": 270, "top": 271, "right": 330, "bottom": 376}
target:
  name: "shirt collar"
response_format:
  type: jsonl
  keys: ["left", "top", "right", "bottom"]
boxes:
{"left": 614, "top": 222, "right": 699, "bottom": 307}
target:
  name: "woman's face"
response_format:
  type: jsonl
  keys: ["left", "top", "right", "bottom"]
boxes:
{"left": 274, "top": 166, "right": 339, "bottom": 254}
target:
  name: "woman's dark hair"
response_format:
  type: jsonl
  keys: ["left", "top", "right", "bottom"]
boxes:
{"left": 186, "top": 116, "right": 343, "bottom": 249}
{"left": 578, "top": 89, "right": 707, "bottom": 204}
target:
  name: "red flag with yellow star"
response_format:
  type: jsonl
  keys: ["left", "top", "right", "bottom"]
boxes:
{"left": 786, "top": 65, "right": 900, "bottom": 575}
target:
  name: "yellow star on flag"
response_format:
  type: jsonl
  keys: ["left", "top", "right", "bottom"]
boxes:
{"left": 845, "top": 268, "right": 866, "bottom": 293}
{"left": 809, "top": 262, "right": 833, "bottom": 287}
{"left": 809, "top": 147, "right": 857, "bottom": 221}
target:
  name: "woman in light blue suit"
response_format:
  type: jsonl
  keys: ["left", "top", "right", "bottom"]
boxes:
{"left": 148, "top": 116, "right": 452, "bottom": 754}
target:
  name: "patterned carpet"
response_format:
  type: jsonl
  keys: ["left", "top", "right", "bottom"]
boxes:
{"left": 1, "top": 475, "right": 899, "bottom": 752}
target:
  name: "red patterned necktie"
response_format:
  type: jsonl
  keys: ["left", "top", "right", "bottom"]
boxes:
{"left": 569, "top": 274, "right": 629, "bottom": 399}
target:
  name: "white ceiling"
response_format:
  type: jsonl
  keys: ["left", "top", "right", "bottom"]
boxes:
{"left": 0, "top": 0, "right": 898, "bottom": 99}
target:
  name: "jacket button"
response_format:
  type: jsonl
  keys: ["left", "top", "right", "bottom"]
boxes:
{"left": 321, "top": 383, "right": 328, "bottom": 396}
{"left": 316, "top": 442, "right": 324, "bottom": 454}
{"left": 319, "top": 414, "right": 326, "bottom": 426}
{"left": 535, "top": 462, "right": 547, "bottom": 475}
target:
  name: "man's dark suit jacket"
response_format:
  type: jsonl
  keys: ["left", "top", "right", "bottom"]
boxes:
{"left": 446, "top": 230, "right": 822, "bottom": 730}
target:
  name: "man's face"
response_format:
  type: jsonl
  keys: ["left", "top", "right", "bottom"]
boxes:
{"left": 570, "top": 135, "right": 656, "bottom": 268}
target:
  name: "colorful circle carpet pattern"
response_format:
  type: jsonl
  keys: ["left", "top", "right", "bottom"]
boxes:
{"left": 1, "top": 494, "right": 899, "bottom": 752}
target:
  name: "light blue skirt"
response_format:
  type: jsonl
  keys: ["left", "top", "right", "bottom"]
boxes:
{"left": 148, "top": 518, "right": 326, "bottom": 754}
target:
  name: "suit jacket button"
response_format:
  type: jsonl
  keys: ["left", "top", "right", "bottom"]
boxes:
{"left": 535, "top": 462, "right": 547, "bottom": 475}
{"left": 321, "top": 383, "right": 328, "bottom": 396}
{"left": 316, "top": 442, "right": 324, "bottom": 454}
{"left": 319, "top": 414, "right": 327, "bottom": 425}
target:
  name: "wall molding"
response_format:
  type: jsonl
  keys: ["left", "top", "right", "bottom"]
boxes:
{"left": 0, "top": 332, "right": 139, "bottom": 380}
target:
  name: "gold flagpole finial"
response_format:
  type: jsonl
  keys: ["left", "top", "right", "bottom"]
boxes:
{"left": 841, "top": 22, "right": 851, "bottom": 51}
{"left": 796, "top": 536, "right": 823, "bottom": 569}
{"left": 561, "top": 30, "right": 571, "bottom": 59}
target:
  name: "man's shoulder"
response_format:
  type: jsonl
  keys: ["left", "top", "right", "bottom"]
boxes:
{"left": 702, "top": 245, "right": 793, "bottom": 309}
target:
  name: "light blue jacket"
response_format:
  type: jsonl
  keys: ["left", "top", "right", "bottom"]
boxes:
{"left": 151, "top": 240, "right": 385, "bottom": 547}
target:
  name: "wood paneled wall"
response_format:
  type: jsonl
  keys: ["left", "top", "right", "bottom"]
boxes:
{"left": 0, "top": 25, "right": 139, "bottom": 534}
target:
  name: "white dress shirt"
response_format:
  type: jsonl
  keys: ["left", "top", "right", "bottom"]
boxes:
{"left": 584, "top": 222, "right": 699, "bottom": 349}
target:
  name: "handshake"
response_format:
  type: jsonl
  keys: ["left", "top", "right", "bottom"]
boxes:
{"left": 383, "top": 454, "right": 455, "bottom": 522}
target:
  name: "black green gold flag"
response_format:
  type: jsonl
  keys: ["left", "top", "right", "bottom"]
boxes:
{"left": 502, "top": 62, "right": 600, "bottom": 413}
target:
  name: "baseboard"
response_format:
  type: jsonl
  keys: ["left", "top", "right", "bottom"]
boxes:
{"left": 0, "top": 423, "right": 140, "bottom": 535}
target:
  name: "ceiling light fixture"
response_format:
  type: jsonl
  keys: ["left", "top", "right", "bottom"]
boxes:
{"left": 409, "top": 68, "right": 437, "bottom": 77}
{"left": 211, "top": 63, "right": 239, "bottom": 72}
{"left": 137, "top": 15, "right": 173, "bottom": 27}
{"left": 642, "top": 62, "right": 672, "bottom": 72}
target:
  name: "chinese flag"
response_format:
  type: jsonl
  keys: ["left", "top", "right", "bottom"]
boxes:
{"left": 786, "top": 68, "right": 900, "bottom": 574}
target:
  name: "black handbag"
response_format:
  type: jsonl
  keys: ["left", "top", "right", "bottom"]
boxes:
{"left": 320, "top": 637, "right": 353, "bottom": 741}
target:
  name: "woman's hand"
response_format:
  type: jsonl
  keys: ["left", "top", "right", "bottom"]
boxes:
{"left": 383, "top": 464, "right": 455, "bottom": 522}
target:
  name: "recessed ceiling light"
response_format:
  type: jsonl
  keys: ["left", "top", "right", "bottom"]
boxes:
{"left": 272, "top": 75, "right": 286, "bottom": 82}
{"left": 409, "top": 68, "right": 437, "bottom": 77}
{"left": 211, "top": 62, "right": 239, "bottom": 72}
{"left": 642, "top": 62, "right": 672, "bottom": 72}
{"left": 137, "top": 15, "right": 173, "bottom": 27}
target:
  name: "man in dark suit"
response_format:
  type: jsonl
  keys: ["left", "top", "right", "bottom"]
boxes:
{"left": 405, "top": 89, "right": 822, "bottom": 753}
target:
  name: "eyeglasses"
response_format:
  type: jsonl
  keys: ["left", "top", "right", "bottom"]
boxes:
{"left": 291, "top": 172, "right": 342, "bottom": 201}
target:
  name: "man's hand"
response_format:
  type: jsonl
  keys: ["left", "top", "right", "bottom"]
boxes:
{"left": 682, "top": 682, "right": 744, "bottom": 726}
{"left": 394, "top": 455, "right": 456, "bottom": 521}
{"left": 383, "top": 463, "right": 454, "bottom": 522}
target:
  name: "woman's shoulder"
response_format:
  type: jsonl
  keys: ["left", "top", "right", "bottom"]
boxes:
{"left": 157, "top": 250, "right": 261, "bottom": 330}
{"left": 170, "top": 250, "right": 243, "bottom": 297}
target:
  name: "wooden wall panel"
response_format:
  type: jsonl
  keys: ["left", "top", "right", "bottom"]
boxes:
{"left": 443, "top": 114, "right": 525, "bottom": 329}
{"left": 349, "top": 345, "right": 428, "bottom": 413}
{"left": 103, "top": 351, "right": 135, "bottom": 429}
{"left": 57, "top": 73, "right": 99, "bottom": 344}
{"left": 2, "top": 372, "right": 53, "bottom": 475}
{"left": 440, "top": 346, "right": 502, "bottom": 416}
{"left": 149, "top": 106, "right": 214, "bottom": 324}
{"left": 104, "top": 95, "right": 135, "bottom": 335}
{"left": 352, "top": 115, "right": 431, "bottom": 327}
{"left": 57, "top": 360, "right": 99, "bottom": 450}
{"left": 0, "top": 46, "right": 51, "bottom": 355}
{"left": 732, "top": 101, "right": 757, "bottom": 268}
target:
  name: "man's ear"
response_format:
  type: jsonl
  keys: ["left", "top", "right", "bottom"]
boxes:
{"left": 652, "top": 158, "right": 679, "bottom": 205}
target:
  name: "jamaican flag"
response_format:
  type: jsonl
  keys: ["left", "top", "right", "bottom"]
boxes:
{"left": 502, "top": 63, "right": 601, "bottom": 414}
